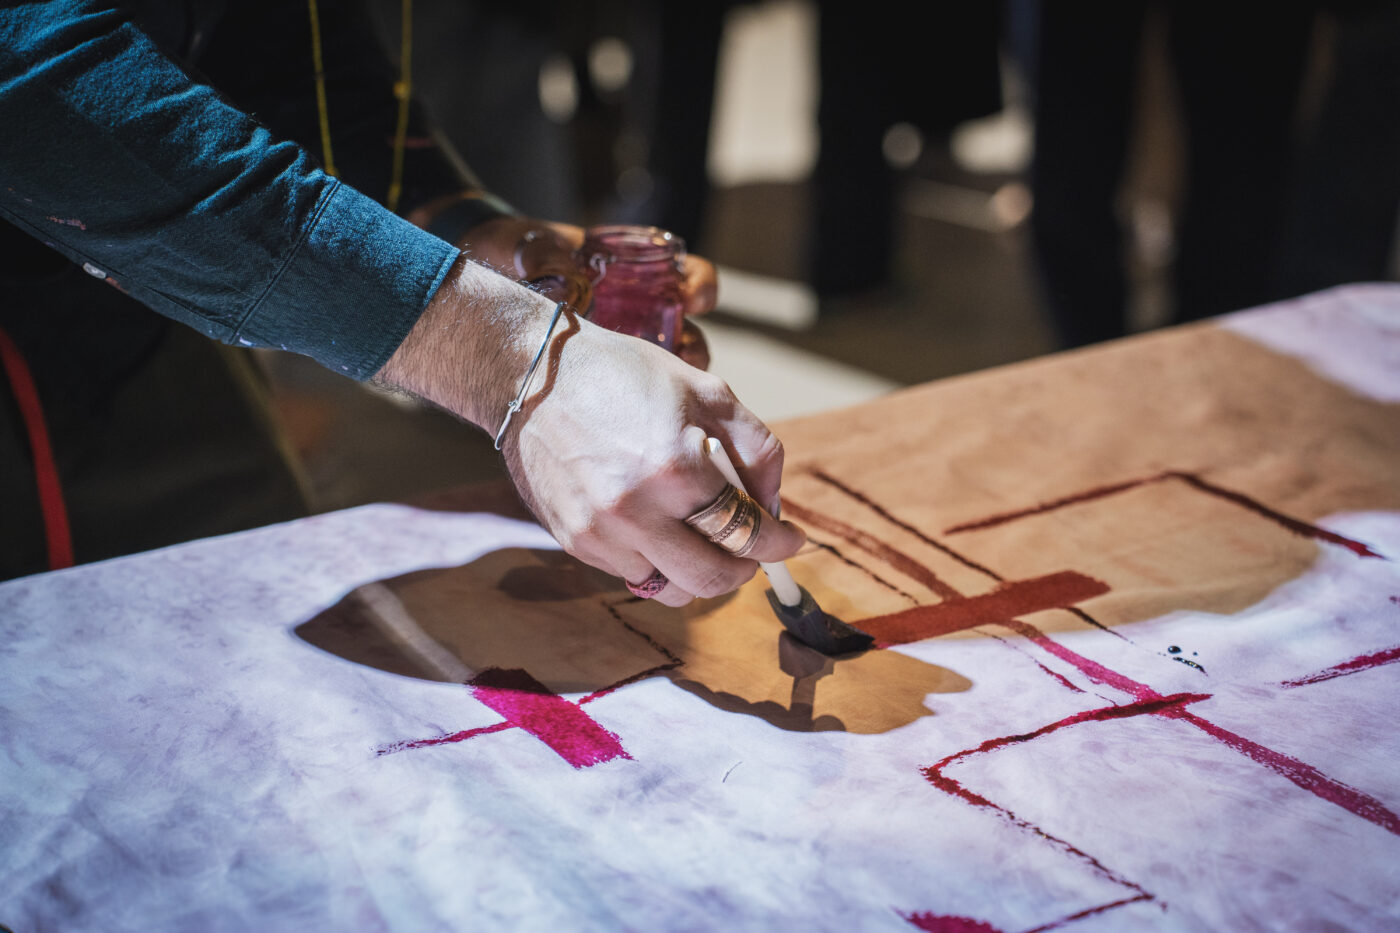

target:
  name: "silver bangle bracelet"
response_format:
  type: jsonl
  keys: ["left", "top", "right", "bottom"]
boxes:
{"left": 493, "top": 301, "right": 567, "bottom": 451}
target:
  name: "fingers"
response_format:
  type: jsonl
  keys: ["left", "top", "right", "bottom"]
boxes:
{"left": 675, "top": 320, "right": 711, "bottom": 371}
{"left": 733, "top": 505, "right": 807, "bottom": 564}
{"left": 709, "top": 416, "right": 787, "bottom": 518}
{"left": 617, "top": 472, "right": 806, "bottom": 607}
{"left": 680, "top": 254, "right": 718, "bottom": 317}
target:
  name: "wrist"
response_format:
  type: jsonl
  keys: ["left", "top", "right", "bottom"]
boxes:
{"left": 374, "top": 255, "right": 560, "bottom": 432}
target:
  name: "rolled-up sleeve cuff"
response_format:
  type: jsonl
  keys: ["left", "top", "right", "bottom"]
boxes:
{"left": 235, "top": 180, "right": 460, "bottom": 381}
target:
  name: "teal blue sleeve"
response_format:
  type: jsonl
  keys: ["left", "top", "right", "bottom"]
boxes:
{"left": 0, "top": 1, "right": 459, "bottom": 380}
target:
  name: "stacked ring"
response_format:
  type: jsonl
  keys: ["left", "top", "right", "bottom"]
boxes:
{"left": 684, "top": 485, "right": 762, "bottom": 558}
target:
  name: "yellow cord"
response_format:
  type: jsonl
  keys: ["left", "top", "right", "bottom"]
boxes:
{"left": 307, "top": 0, "right": 413, "bottom": 209}
{"left": 306, "top": 0, "right": 338, "bottom": 177}
{"left": 386, "top": 0, "right": 413, "bottom": 212}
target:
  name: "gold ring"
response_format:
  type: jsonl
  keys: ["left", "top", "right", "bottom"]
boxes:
{"left": 685, "top": 485, "right": 762, "bottom": 558}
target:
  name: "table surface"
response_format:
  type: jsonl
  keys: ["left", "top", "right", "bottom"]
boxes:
{"left": 3, "top": 284, "right": 1399, "bottom": 932}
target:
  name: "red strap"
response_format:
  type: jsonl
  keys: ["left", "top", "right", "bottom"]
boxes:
{"left": 0, "top": 325, "right": 74, "bottom": 570}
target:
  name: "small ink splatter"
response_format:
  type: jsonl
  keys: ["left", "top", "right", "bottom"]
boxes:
{"left": 1167, "top": 646, "right": 1181, "bottom": 654}
{"left": 1173, "top": 657, "right": 1207, "bottom": 674}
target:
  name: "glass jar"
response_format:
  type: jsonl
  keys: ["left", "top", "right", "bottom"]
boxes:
{"left": 574, "top": 225, "right": 686, "bottom": 353}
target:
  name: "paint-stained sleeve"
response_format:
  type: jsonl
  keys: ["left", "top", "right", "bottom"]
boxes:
{"left": 0, "top": 1, "right": 459, "bottom": 380}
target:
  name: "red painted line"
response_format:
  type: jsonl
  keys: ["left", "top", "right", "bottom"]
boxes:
{"left": 1168, "top": 472, "right": 1384, "bottom": 559}
{"left": 926, "top": 693, "right": 1209, "bottom": 778}
{"left": 578, "top": 660, "right": 683, "bottom": 704}
{"left": 943, "top": 474, "right": 1170, "bottom": 535}
{"left": 1023, "top": 894, "right": 1155, "bottom": 933}
{"left": 985, "top": 631, "right": 1085, "bottom": 694}
{"left": 782, "top": 499, "right": 964, "bottom": 601}
{"left": 376, "top": 720, "right": 513, "bottom": 756}
{"left": 903, "top": 913, "right": 1003, "bottom": 933}
{"left": 1281, "top": 644, "right": 1400, "bottom": 688}
{"left": 807, "top": 469, "right": 1005, "bottom": 580}
{"left": 921, "top": 695, "right": 1203, "bottom": 895}
{"left": 1169, "top": 708, "right": 1400, "bottom": 836}
{"left": 811, "top": 540, "right": 922, "bottom": 604}
{"left": 859, "top": 572, "right": 1110, "bottom": 647}
{"left": 941, "top": 470, "right": 1384, "bottom": 559}
{"left": 998, "top": 619, "right": 1159, "bottom": 701}
{"left": 468, "top": 668, "right": 631, "bottom": 769}
{"left": 797, "top": 473, "right": 1127, "bottom": 640}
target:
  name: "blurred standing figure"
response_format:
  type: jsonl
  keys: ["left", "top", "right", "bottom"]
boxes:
{"left": 1275, "top": 0, "right": 1400, "bottom": 297}
{"left": 1029, "top": 1, "right": 1316, "bottom": 348}
{"left": 810, "top": 1, "right": 1002, "bottom": 299}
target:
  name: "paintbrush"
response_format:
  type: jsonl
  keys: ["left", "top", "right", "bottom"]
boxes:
{"left": 703, "top": 437, "right": 873, "bottom": 655}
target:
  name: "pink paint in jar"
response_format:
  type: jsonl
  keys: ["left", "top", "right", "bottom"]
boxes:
{"left": 575, "top": 225, "right": 686, "bottom": 353}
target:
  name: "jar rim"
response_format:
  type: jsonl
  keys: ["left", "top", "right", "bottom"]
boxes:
{"left": 581, "top": 224, "right": 684, "bottom": 261}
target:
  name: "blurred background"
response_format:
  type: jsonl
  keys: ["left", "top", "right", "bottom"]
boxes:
{"left": 264, "top": 0, "right": 1400, "bottom": 513}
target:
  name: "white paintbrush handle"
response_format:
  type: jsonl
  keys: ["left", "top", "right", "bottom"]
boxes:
{"left": 703, "top": 437, "right": 803, "bottom": 607}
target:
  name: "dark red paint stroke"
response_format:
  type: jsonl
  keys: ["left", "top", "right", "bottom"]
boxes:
{"left": 902, "top": 913, "right": 1003, "bottom": 933}
{"left": 1023, "top": 894, "right": 1155, "bottom": 933}
{"left": 812, "top": 540, "right": 922, "bottom": 605}
{"left": 781, "top": 499, "right": 963, "bottom": 600}
{"left": 1061, "top": 603, "right": 1130, "bottom": 641}
{"left": 858, "top": 571, "right": 1110, "bottom": 647}
{"left": 603, "top": 601, "right": 684, "bottom": 665}
{"left": 942, "top": 470, "right": 1384, "bottom": 559}
{"left": 802, "top": 471, "right": 1128, "bottom": 640}
{"left": 998, "top": 619, "right": 1159, "bottom": 701}
{"left": 376, "top": 720, "right": 513, "bottom": 756}
{"left": 1168, "top": 472, "right": 1385, "bottom": 558}
{"left": 579, "top": 660, "right": 684, "bottom": 704}
{"left": 943, "top": 474, "right": 1168, "bottom": 534}
{"left": 922, "top": 695, "right": 1204, "bottom": 894}
{"left": 1281, "top": 644, "right": 1400, "bottom": 688}
{"left": 1168, "top": 708, "right": 1400, "bottom": 836}
{"left": 986, "top": 631, "right": 1085, "bottom": 694}
{"left": 467, "top": 668, "right": 631, "bottom": 768}
{"left": 807, "top": 469, "right": 1004, "bottom": 580}
{"left": 929, "top": 693, "right": 1209, "bottom": 776}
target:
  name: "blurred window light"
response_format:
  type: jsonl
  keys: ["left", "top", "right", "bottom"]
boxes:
{"left": 949, "top": 106, "right": 1033, "bottom": 176}
{"left": 882, "top": 122, "right": 924, "bottom": 169}
{"left": 538, "top": 53, "right": 578, "bottom": 124}
{"left": 588, "top": 37, "right": 633, "bottom": 94}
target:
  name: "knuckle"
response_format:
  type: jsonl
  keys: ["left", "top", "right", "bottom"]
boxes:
{"left": 657, "top": 587, "right": 694, "bottom": 608}
{"left": 693, "top": 372, "right": 735, "bottom": 407}
{"left": 755, "top": 433, "right": 785, "bottom": 471}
